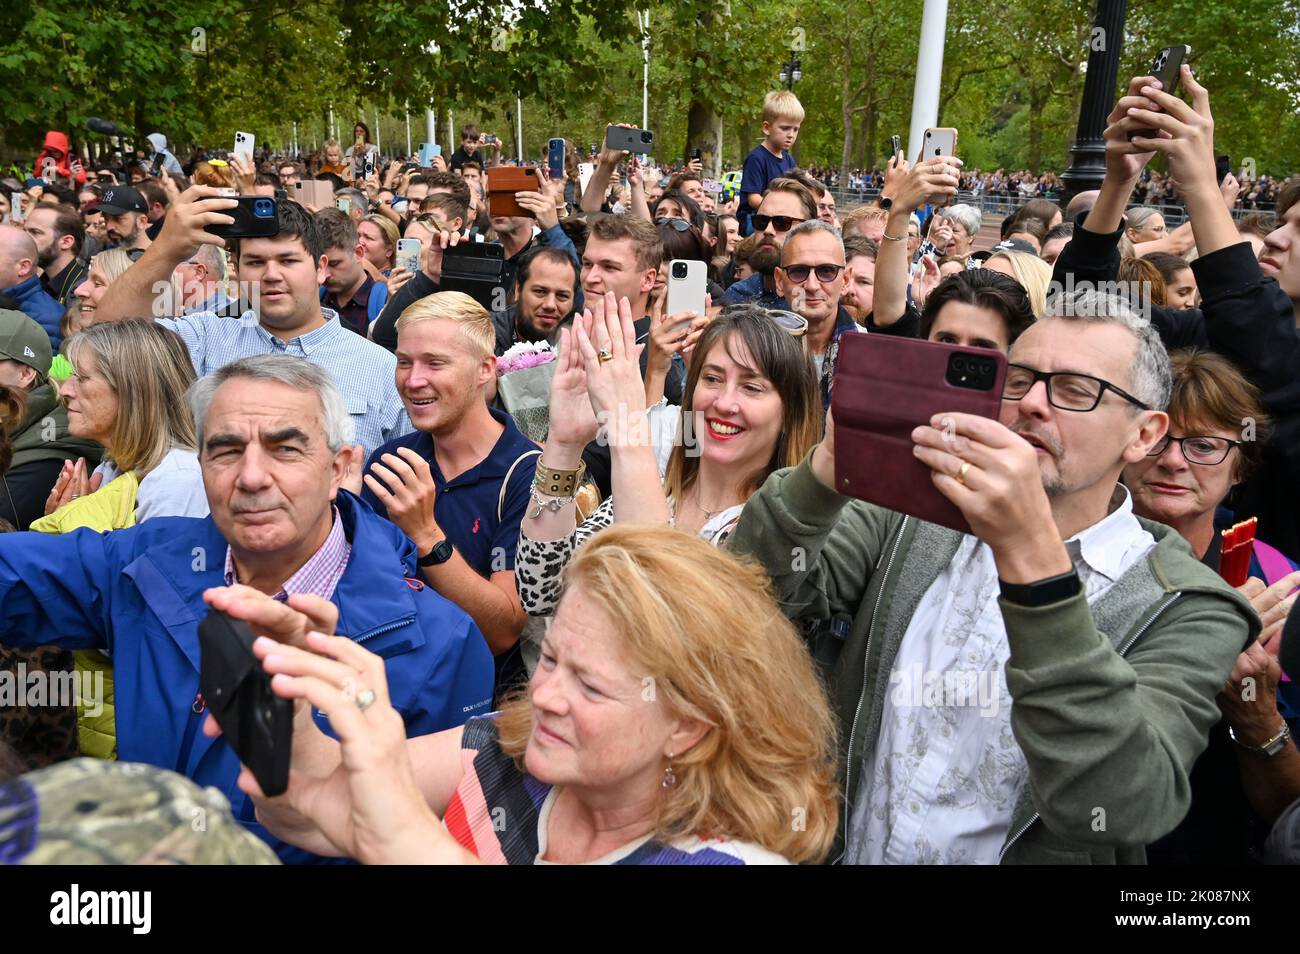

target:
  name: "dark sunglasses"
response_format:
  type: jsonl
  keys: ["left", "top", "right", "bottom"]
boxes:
{"left": 752, "top": 213, "right": 806, "bottom": 233}
{"left": 780, "top": 263, "right": 844, "bottom": 284}
{"left": 655, "top": 217, "right": 692, "bottom": 231}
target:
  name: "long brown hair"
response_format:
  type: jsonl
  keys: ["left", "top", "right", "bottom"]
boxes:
{"left": 663, "top": 306, "right": 821, "bottom": 506}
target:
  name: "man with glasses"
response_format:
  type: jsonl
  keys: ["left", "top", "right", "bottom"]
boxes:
{"left": 277, "top": 163, "right": 303, "bottom": 189}
{"left": 730, "top": 289, "right": 1256, "bottom": 864}
{"left": 722, "top": 177, "right": 816, "bottom": 307}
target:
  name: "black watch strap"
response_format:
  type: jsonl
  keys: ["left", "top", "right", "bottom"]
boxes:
{"left": 998, "top": 570, "right": 1082, "bottom": 607}
{"left": 418, "top": 539, "right": 454, "bottom": 567}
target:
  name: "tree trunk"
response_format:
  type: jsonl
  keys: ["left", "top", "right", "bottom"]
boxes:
{"left": 686, "top": 101, "right": 723, "bottom": 175}
{"left": 864, "top": 97, "right": 879, "bottom": 171}
{"left": 840, "top": 75, "right": 855, "bottom": 184}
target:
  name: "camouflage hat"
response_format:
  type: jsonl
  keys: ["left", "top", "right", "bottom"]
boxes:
{"left": 0, "top": 758, "right": 280, "bottom": 865}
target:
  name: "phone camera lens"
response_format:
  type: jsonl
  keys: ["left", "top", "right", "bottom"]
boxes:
{"left": 953, "top": 357, "right": 966, "bottom": 372}
{"left": 672, "top": 262, "right": 687, "bottom": 279}
{"left": 642, "top": 132, "right": 652, "bottom": 143}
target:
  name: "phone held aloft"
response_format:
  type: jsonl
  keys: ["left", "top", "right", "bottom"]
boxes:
{"left": 606, "top": 126, "right": 655, "bottom": 155}
{"left": 205, "top": 196, "right": 280, "bottom": 241}
{"left": 1128, "top": 45, "right": 1192, "bottom": 142}
{"left": 832, "top": 334, "right": 1006, "bottom": 535}
{"left": 920, "top": 127, "right": 958, "bottom": 207}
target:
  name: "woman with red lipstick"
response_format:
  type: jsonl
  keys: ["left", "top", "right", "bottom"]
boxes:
{"left": 515, "top": 293, "right": 819, "bottom": 618}
{"left": 1125, "top": 350, "right": 1300, "bottom": 864}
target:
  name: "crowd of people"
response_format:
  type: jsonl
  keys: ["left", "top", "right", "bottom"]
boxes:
{"left": 1, "top": 61, "right": 1300, "bottom": 868}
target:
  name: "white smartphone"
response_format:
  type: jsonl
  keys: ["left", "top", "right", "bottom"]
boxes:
{"left": 920, "top": 127, "right": 958, "bottom": 207}
{"left": 10, "top": 192, "right": 24, "bottom": 223}
{"left": 234, "top": 130, "right": 255, "bottom": 167}
{"left": 666, "top": 259, "right": 707, "bottom": 329}
{"left": 396, "top": 238, "right": 422, "bottom": 274}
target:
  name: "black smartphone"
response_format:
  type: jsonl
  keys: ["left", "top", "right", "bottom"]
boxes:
{"left": 606, "top": 126, "right": 655, "bottom": 155}
{"left": 690, "top": 147, "right": 702, "bottom": 161}
{"left": 890, "top": 135, "right": 902, "bottom": 162}
{"left": 205, "top": 195, "right": 280, "bottom": 240}
{"left": 1128, "top": 45, "right": 1192, "bottom": 141}
{"left": 441, "top": 240, "right": 507, "bottom": 312}
{"left": 1215, "top": 154, "right": 1231, "bottom": 185}
{"left": 198, "top": 608, "right": 293, "bottom": 797}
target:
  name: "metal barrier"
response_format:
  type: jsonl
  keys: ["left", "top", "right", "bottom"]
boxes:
{"left": 827, "top": 186, "right": 1274, "bottom": 224}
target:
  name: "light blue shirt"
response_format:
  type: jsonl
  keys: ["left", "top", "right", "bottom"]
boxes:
{"left": 157, "top": 308, "right": 412, "bottom": 453}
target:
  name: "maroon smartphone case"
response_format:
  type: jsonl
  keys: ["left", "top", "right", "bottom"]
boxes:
{"left": 832, "top": 333, "right": 1007, "bottom": 534}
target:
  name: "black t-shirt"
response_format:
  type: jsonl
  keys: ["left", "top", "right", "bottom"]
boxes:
{"left": 449, "top": 146, "right": 482, "bottom": 172}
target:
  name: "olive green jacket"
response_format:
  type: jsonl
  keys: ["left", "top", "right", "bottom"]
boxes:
{"left": 728, "top": 457, "right": 1258, "bottom": 864}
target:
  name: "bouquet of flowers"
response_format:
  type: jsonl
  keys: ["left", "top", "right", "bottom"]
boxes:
{"left": 496, "top": 340, "right": 557, "bottom": 443}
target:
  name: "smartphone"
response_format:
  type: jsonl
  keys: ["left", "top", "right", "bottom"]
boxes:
{"left": 198, "top": 608, "right": 293, "bottom": 797}
{"left": 1128, "top": 45, "right": 1191, "bottom": 141}
{"left": 396, "top": 238, "right": 422, "bottom": 274}
{"left": 234, "top": 130, "right": 255, "bottom": 167}
{"left": 920, "top": 128, "right": 959, "bottom": 207}
{"left": 335, "top": 195, "right": 352, "bottom": 215}
{"left": 702, "top": 178, "right": 722, "bottom": 194}
{"left": 1215, "top": 154, "right": 1231, "bottom": 185}
{"left": 832, "top": 334, "right": 1007, "bottom": 534}
{"left": 890, "top": 135, "right": 902, "bottom": 162}
{"left": 666, "top": 259, "right": 707, "bottom": 330}
{"left": 487, "top": 166, "right": 541, "bottom": 217}
{"left": 204, "top": 195, "right": 280, "bottom": 241}
{"left": 546, "top": 138, "right": 566, "bottom": 179}
{"left": 691, "top": 148, "right": 702, "bottom": 162}
{"left": 606, "top": 126, "right": 655, "bottom": 155}
{"left": 483, "top": 134, "right": 497, "bottom": 145}
{"left": 440, "top": 241, "right": 507, "bottom": 311}
{"left": 293, "top": 179, "right": 334, "bottom": 210}
{"left": 9, "top": 192, "right": 24, "bottom": 223}
{"left": 418, "top": 142, "right": 441, "bottom": 167}
{"left": 363, "top": 149, "right": 376, "bottom": 180}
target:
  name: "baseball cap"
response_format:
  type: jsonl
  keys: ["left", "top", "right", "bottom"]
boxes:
{"left": 95, "top": 184, "right": 148, "bottom": 216}
{"left": 0, "top": 309, "right": 53, "bottom": 378}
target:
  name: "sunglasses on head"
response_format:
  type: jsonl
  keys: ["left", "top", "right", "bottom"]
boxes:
{"left": 752, "top": 213, "right": 805, "bottom": 233}
{"left": 780, "top": 263, "right": 844, "bottom": 283}
{"left": 765, "top": 309, "right": 809, "bottom": 338}
{"left": 655, "top": 217, "right": 692, "bottom": 232}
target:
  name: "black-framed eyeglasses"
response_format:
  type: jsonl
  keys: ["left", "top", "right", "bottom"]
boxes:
{"left": 1002, "top": 363, "right": 1150, "bottom": 412}
{"left": 655, "top": 217, "right": 691, "bottom": 232}
{"left": 780, "top": 263, "right": 844, "bottom": 284}
{"left": 1147, "top": 433, "right": 1243, "bottom": 466}
{"left": 752, "top": 213, "right": 806, "bottom": 233}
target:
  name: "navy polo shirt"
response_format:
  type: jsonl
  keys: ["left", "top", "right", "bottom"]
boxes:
{"left": 361, "top": 406, "right": 539, "bottom": 576}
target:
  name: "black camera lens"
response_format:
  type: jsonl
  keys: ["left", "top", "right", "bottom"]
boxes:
{"left": 672, "top": 262, "right": 687, "bottom": 279}
{"left": 953, "top": 357, "right": 966, "bottom": 372}
{"left": 641, "top": 131, "right": 652, "bottom": 143}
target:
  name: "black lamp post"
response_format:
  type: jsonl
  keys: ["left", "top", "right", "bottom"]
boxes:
{"left": 778, "top": 53, "right": 802, "bottom": 91}
{"left": 1061, "top": 0, "right": 1127, "bottom": 203}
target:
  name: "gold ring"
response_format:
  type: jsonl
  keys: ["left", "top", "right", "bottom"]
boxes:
{"left": 956, "top": 461, "right": 971, "bottom": 485}
{"left": 597, "top": 349, "right": 614, "bottom": 363}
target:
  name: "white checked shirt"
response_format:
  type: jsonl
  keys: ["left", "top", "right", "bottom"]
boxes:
{"left": 158, "top": 308, "right": 411, "bottom": 453}
{"left": 847, "top": 487, "right": 1156, "bottom": 865}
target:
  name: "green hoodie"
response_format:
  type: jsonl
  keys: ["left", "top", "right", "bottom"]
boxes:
{"left": 728, "top": 455, "right": 1259, "bottom": 864}
{"left": 11, "top": 383, "right": 103, "bottom": 469}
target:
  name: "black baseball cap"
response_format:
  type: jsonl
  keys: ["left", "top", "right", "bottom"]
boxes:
{"left": 95, "top": 185, "right": 148, "bottom": 216}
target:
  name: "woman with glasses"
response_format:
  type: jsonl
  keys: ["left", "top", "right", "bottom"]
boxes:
{"left": 1123, "top": 350, "right": 1300, "bottom": 864}
{"left": 515, "top": 294, "right": 819, "bottom": 620}
{"left": 651, "top": 190, "right": 704, "bottom": 231}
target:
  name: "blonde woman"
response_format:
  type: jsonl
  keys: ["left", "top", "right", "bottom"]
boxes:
{"left": 358, "top": 213, "right": 398, "bottom": 276}
{"left": 221, "top": 525, "right": 840, "bottom": 865}
{"left": 44, "top": 320, "right": 208, "bottom": 521}
{"left": 71, "top": 247, "right": 135, "bottom": 326}
{"left": 984, "top": 249, "right": 1054, "bottom": 317}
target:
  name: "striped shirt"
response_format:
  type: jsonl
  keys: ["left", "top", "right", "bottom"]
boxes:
{"left": 222, "top": 506, "right": 351, "bottom": 602}
{"left": 157, "top": 308, "right": 411, "bottom": 453}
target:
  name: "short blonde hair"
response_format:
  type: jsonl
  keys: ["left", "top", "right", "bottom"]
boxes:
{"left": 65, "top": 320, "right": 197, "bottom": 477}
{"left": 395, "top": 291, "right": 495, "bottom": 360}
{"left": 986, "top": 250, "right": 1053, "bottom": 318}
{"left": 498, "top": 525, "right": 839, "bottom": 864}
{"left": 763, "top": 89, "right": 805, "bottom": 124}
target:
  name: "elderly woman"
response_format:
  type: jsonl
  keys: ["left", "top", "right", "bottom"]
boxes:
{"left": 44, "top": 320, "right": 208, "bottom": 521}
{"left": 934, "top": 203, "right": 982, "bottom": 259}
{"left": 216, "top": 524, "right": 839, "bottom": 864}
{"left": 1125, "top": 350, "right": 1300, "bottom": 863}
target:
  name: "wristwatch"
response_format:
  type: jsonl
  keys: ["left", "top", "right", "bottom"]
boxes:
{"left": 998, "top": 570, "right": 1082, "bottom": 607}
{"left": 418, "top": 538, "right": 454, "bottom": 567}
{"left": 1229, "top": 721, "right": 1292, "bottom": 757}
{"left": 879, "top": 195, "right": 894, "bottom": 211}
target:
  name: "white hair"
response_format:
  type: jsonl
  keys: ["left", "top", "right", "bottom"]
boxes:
{"left": 943, "top": 204, "right": 983, "bottom": 238}
{"left": 187, "top": 355, "right": 354, "bottom": 452}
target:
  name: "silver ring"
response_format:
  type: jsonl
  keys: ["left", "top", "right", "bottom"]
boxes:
{"left": 69, "top": 493, "right": 81, "bottom": 500}
{"left": 355, "top": 689, "right": 377, "bottom": 711}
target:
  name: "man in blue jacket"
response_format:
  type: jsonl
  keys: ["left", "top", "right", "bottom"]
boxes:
{"left": 0, "top": 354, "right": 494, "bottom": 863}
{"left": 0, "top": 224, "right": 63, "bottom": 350}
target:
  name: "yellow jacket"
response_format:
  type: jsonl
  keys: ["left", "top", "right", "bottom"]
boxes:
{"left": 30, "top": 472, "right": 139, "bottom": 760}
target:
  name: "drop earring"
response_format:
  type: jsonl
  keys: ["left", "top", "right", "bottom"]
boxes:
{"left": 662, "top": 752, "right": 678, "bottom": 789}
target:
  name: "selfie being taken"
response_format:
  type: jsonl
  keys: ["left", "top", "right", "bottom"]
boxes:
{"left": 0, "top": 0, "right": 1298, "bottom": 933}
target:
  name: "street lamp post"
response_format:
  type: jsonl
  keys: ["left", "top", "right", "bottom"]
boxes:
{"left": 778, "top": 52, "right": 802, "bottom": 91}
{"left": 1061, "top": 0, "right": 1128, "bottom": 203}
